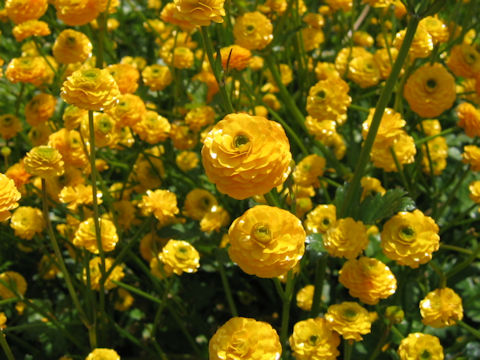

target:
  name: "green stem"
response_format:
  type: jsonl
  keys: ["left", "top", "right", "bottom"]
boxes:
{"left": 339, "top": 14, "right": 421, "bottom": 217}
{"left": 434, "top": 165, "right": 470, "bottom": 220}
{"left": 310, "top": 255, "right": 327, "bottom": 317}
{"left": 200, "top": 26, "right": 234, "bottom": 114}
{"left": 367, "top": 325, "right": 391, "bottom": 360}
{"left": 390, "top": 147, "right": 414, "bottom": 196}
{"left": 344, "top": 339, "right": 354, "bottom": 360}
{"left": 14, "top": 83, "right": 25, "bottom": 117}
{"left": 279, "top": 271, "right": 295, "bottom": 359}
{"left": 415, "top": 128, "right": 455, "bottom": 145}
{"left": 447, "top": 240, "right": 480, "bottom": 279}
{"left": 458, "top": 320, "right": 480, "bottom": 340}
{"left": 440, "top": 244, "right": 475, "bottom": 256}
{"left": 41, "top": 179, "right": 88, "bottom": 326}
{"left": 349, "top": 104, "right": 370, "bottom": 113}
{"left": 0, "top": 333, "right": 15, "bottom": 360}
{"left": 216, "top": 250, "right": 238, "bottom": 317}
{"left": 429, "top": 261, "right": 446, "bottom": 288}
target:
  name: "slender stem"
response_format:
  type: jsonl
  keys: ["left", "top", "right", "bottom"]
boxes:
{"left": 14, "top": 83, "right": 25, "bottom": 117}
{"left": 429, "top": 261, "right": 446, "bottom": 288}
{"left": 447, "top": 240, "right": 480, "bottom": 279}
{"left": 458, "top": 320, "right": 480, "bottom": 340}
{"left": 0, "top": 333, "right": 15, "bottom": 360}
{"left": 216, "top": 251, "right": 238, "bottom": 317}
{"left": 113, "top": 281, "right": 163, "bottom": 305}
{"left": 200, "top": 26, "right": 234, "bottom": 113}
{"left": 344, "top": 339, "right": 354, "bottom": 360}
{"left": 415, "top": 128, "right": 455, "bottom": 145}
{"left": 434, "top": 165, "right": 470, "bottom": 219}
{"left": 279, "top": 271, "right": 295, "bottom": 359}
{"left": 367, "top": 325, "right": 391, "bottom": 360}
{"left": 349, "top": 104, "right": 370, "bottom": 113}
{"left": 439, "top": 243, "right": 474, "bottom": 256}
{"left": 390, "top": 147, "right": 414, "bottom": 196}
{"left": 339, "top": 14, "right": 421, "bottom": 217}
{"left": 310, "top": 255, "right": 327, "bottom": 317}
{"left": 41, "top": 178, "right": 88, "bottom": 326}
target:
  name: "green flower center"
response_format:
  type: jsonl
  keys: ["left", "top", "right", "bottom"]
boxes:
{"left": 309, "top": 335, "right": 318, "bottom": 345}
{"left": 175, "top": 246, "right": 190, "bottom": 260}
{"left": 233, "top": 134, "right": 249, "bottom": 148}
{"left": 251, "top": 223, "right": 272, "bottom": 246}
{"left": 426, "top": 79, "right": 437, "bottom": 89}
{"left": 343, "top": 308, "right": 359, "bottom": 321}
{"left": 398, "top": 226, "right": 416, "bottom": 244}
{"left": 420, "top": 350, "right": 431, "bottom": 359}
{"left": 316, "top": 89, "right": 326, "bottom": 101}
{"left": 245, "top": 24, "right": 255, "bottom": 33}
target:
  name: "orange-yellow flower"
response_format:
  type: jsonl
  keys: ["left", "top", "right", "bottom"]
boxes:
{"left": 381, "top": 210, "right": 440, "bottom": 268}
{"left": 132, "top": 110, "right": 170, "bottom": 144}
{"left": 469, "top": 180, "right": 480, "bottom": 203}
{"left": 325, "top": 302, "right": 375, "bottom": 341}
{"left": 86, "top": 348, "right": 120, "bottom": 360}
{"left": 84, "top": 257, "right": 124, "bottom": 291}
{"left": 304, "top": 204, "right": 336, "bottom": 234}
{"left": 292, "top": 154, "right": 326, "bottom": 187}
{"left": 394, "top": 21, "right": 433, "bottom": 60}
{"left": 296, "top": 285, "right": 314, "bottom": 311}
{"left": 138, "top": 189, "right": 179, "bottom": 226}
{"left": 0, "top": 271, "right": 27, "bottom": 299}
{"left": 0, "top": 114, "right": 23, "bottom": 140}
{"left": 6, "top": 0, "right": 48, "bottom": 24}
{"left": 233, "top": 11, "right": 273, "bottom": 50}
{"left": 6, "top": 56, "right": 47, "bottom": 86}
{"left": 228, "top": 205, "right": 306, "bottom": 278}
{"left": 420, "top": 288, "right": 463, "bottom": 328}
{"left": 25, "top": 93, "right": 56, "bottom": 126}
{"left": 10, "top": 206, "right": 45, "bottom": 240}
{"left": 73, "top": 218, "right": 118, "bottom": 254}
{"left": 24, "top": 145, "right": 64, "bottom": 178}
{"left": 219, "top": 45, "right": 252, "bottom": 71}
{"left": 107, "top": 63, "right": 140, "bottom": 94}
{"left": 209, "top": 317, "right": 281, "bottom": 360}
{"left": 457, "top": 102, "right": 480, "bottom": 138}
{"left": 109, "top": 94, "right": 146, "bottom": 128}
{"left": 61, "top": 68, "right": 120, "bottom": 111}
{"left": 0, "top": 173, "right": 21, "bottom": 222}
{"left": 185, "top": 105, "right": 215, "bottom": 132}
{"left": 463, "top": 145, "right": 480, "bottom": 171}
{"left": 53, "top": 29, "right": 92, "bottom": 64}
{"left": 306, "top": 77, "right": 351, "bottom": 124}
{"left": 55, "top": 0, "right": 102, "bottom": 26}
{"left": 142, "top": 64, "right": 173, "bottom": 91}
{"left": 447, "top": 43, "right": 480, "bottom": 79}
{"left": 397, "top": 333, "right": 444, "bottom": 360}
{"left": 403, "top": 63, "right": 456, "bottom": 118}
{"left": 12, "top": 20, "right": 50, "bottom": 42}
{"left": 323, "top": 217, "right": 368, "bottom": 259}
{"left": 201, "top": 113, "right": 292, "bottom": 200}
{"left": 174, "top": 0, "right": 225, "bottom": 26}
{"left": 152, "top": 239, "right": 200, "bottom": 278}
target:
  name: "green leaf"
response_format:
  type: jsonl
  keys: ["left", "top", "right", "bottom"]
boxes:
{"left": 306, "top": 233, "right": 326, "bottom": 257}
{"left": 358, "top": 188, "right": 415, "bottom": 224}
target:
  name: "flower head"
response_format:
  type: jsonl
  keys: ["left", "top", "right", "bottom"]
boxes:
{"left": 233, "top": 12, "right": 273, "bottom": 50}
{"left": 174, "top": 0, "right": 225, "bottom": 26}
{"left": 293, "top": 154, "right": 326, "bottom": 187}
{"left": 138, "top": 189, "right": 179, "bottom": 226}
{"left": 209, "top": 317, "right": 281, "bottom": 360}
{"left": 73, "top": 218, "right": 118, "bottom": 254}
{"left": 10, "top": 206, "right": 45, "bottom": 240}
{"left": 457, "top": 102, "right": 480, "bottom": 138}
{"left": 6, "top": 0, "right": 48, "bottom": 24}
{"left": 24, "top": 145, "right": 64, "bottom": 178}
{"left": 12, "top": 20, "right": 50, "bottom": 42}
{"left": 296, "top": 285, "right": 314, "bottom": 311}
{"left": 84, "top": 257, "right": 124, "bottom": 291}
{"left": 25, "top": 93, "right": 56, "bottom": 127}
{"left": 397, "top": 333, "right": 444, "bottom": 360}
{"left": 420, "top": 288, "right": 463, "bottom": 328}
{"left": 142, "top": 64, "right": 172, "bottom": 91}
{"left": 86, "top": 348, "right": 120, "bottom": 360}
{"left": 228, "top": 205, "right": 306, "bottom": 278}
{"left": 469, "top": 180, "right": 480, "bottom": 204}
{"left": 323, "top": 217, "right": 368, "bottom": 259}
{"left": 304, "top": 204, "right": 336, "bottom": 234}
{"left": 325, "top": 302, "right": 374, "bottom": 341}
{"left": 55, "top": 0, "right": 102, "bottom": 26}
{"left": 462, "top": 145, "right": 480, "bottom": 171}
{"left": 132, "top": 110, "right": 170, "bottom": 144}
{"left": 0, "top": 114, "right": 22, "bottom": 140}
{"left": 152, "top": 239, "right": 200, "bottom": 278}
{"left": 53, "top": 29, "right": 92, "bottom": 64}
{"left": 447, "top": 43, "right": 480, "bottom": 78}
{"left": 306, "top": 77, "right": 351, "bottom": 124}
{"left": 0, "top": 271, "right": 27, "bottom": 299}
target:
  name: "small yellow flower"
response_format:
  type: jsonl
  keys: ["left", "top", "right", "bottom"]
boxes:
{"left": 347, "top": 51, "right": 381, "bottom": 88}
{"left": 0, "top": 312, "right": 6, "bottom": 330}
{"left": 200, "top": 206, "right": 230, "bottom": 232}
{"left": 0, "top": 271, "right": 27, "bottom": 299}
{"left": 362, "top": 107, "right": 406, "bottom": 145}
{"left": 172, "top": 47, "right": 194, "bottom": 69}
{"left": 306, "top": 77, "right": 351, "bottom": 124}
{"left": 114, "top": 288, "right": 134, "bottom": 312}
{"left": 53, "top": 29, "right": 92, "bottom": 65}
{"left": 84, "top": 257, "right": 124, "bottom": 291}
{"left": 293, "top": 154, "right": 326, "bottom": 188}
{"left": 381, "top": 210, "right": 440, "bottom": 268}
{"left": 339, "top": 257, "right": 397, "bottom": 305}
{"left": 109, "top": 93, "right": 146, "bottom": 128}
{"left": 325, "top": 302, "right": 374, "bottom": 341}
{"left": 38, "top": 254, "right": 60, "bottom": 280}
{"left": 469, "top": 180, "right": 480, "bottom": 203}
{"left": 325, "top": 0, "right": 352, "bottom": 12}
{"left": 138, "top": 189, "right": 179, "bottom": 226}
{"left": 142, "top": 64, "right": 173, "bottom": 91}
{"left": 59, "top": 184, "right": 102, "bottom": 211}
{"left": 151, "top": 240, "right": 200, "bottom": 278}
{"left": 107, "top": 63, "right": 140, "bottom": 94}
{"left": 201, "top": 113, "right": 292, "bottom": 200}
{"left": 85, "top": 348, "right": 120, "bottom": 360}
{"left": 209, "top": 317, "right": 281, "bottom": 360}
{"left": 10, "top": 206, "right": 45, "bottom": 240}
{"left": 304, "top": 204, "right": 336, "bottom": 234}
{"left": 139, "top": 233, "right": 168, "bottom": 262}
{"left": 323, "top": 217, "right": 368, "bottom": 259}
{"left": 176, "top": 151, "right": 199, "bottom": 172}
{"left": 422, "top": 16, "right": 449, "bottom": 45}
{"left": 420, "top": 288, "right": 463, "bottom": 328}
{"left": 228, "top": 205, "right": 306, "bottom": 278}
{"left": 296, "top": 284, "right": 314, "bottom": 311}
{"left": 403, "top": 63, "right": 456, "bottom": 118}
{"left": 419, "top": 119, "right": 442, "bottom": 136}
{"left": 48, "top": 129, "right": 88, "bottom": 168}
{"left": 394, "top": 22, "right": 433, "bottom": 60}
{"left": 374, "top": 47, "right": 399, "bottom": 79}
{"left": 421, "top": 136, "right": 448, "bottom": 176}
{"left": 183, "top": 189, "right": 218, "bottom": 220}
{"left": 0, "top": 114, "right": 23, "bottom": 140}
{"left": 462, "top": 145, "right": 480, "bottom": 171}
{"left": 233, "top": 12, "right": 273, "bottom": 50}
{"left": 174, "top": 0, "right": 225, "bottom": 26}
{"left": 6, "top": 0, "right": 48, "bottom": 24}
{"left": 370, "top": 132, "right": 417, "bottom": 172}
{"left": 361, "top": 176, "right": 386, "bottom": 200}
{"left": 73, "top": 218, "right": 119, "bottom": 254}
{"left": 12, "top": 20, "right": 50, "bottom": 42}
{"left": 132, "top": 110, "right": 170, "bottom": 144}
{"left": 457, "top": 102, "right": 480, "bottom": 138}
{"left": 6, "top": 56, "right": 47, "bottom": 86}
{"left": 61, "top": 68, "right": 120, "bottom": 111}
{"left": 24, "top": 145, "right": 64, "bottom": 178}
{"left": 301, "top": 27, "right": 324, "bottom": 52}
{"left": 185, "top": 106, "right": 215, "bottom": 132}
{"left": 160, "top": 3, "right": 196, "bottom": 31}
{"left": 289, "top": 317, "right": 340, "bottom": 360}
{"left": 54, "top": 0, "right": 102, "bottom": 26}
{"left": 397, "top": 333, "right": 444, "bottom": 360}
{"left": 25, "top": 93, "right": 56, "bottom": 127}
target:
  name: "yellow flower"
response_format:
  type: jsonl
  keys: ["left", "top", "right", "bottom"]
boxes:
{"left": 5, "top": 162, "right": 31, "bottom": 191}
{"left": 138, "top": 189, "right": 179, "bottom": 225}
{"left": 114, "top": 288, "right": 134, "bottom": 312}
{"left": 347, "top": 50, "right": 381, "bottom": 88}
{"left": 53, "top": 29, "right": 92, "bottom": 64}
{"left": 370, "top": 132, "right": 417, "bottom": 172}
{"left": 38, "top": 254, "right": 60, "bottom": 280}
{"left": 421, "top": 136, "right": 448, "bottom": 175}
{"left": 420, "top": 288, "right": 463, "bottom": 328}
{"left": 325, "top": 0, "right": 352, "bottom": 12}
{"left": 296, "top": 285, "right": 314, "bottom": 311}
{"left": 374, "top": 47, "right": 399, "bottom": 79}
{"left": 465, "top": 146, "right": 480, "bottom": 171}
{"left": 457, "top": 102, "right": 480, "bottom": 138}
{"left": 233, "top": 11, "right": 273, "bottom": 50}
{"left": 323, "top": 217, "right": 368, "bottom": 259}
{"left": 183, "top": 189, "right": 218, "bottom": 220}
{"left": 10, "top": 206, "right": 45, "bottom": 240}
{"left": 25, "top": 93, "right": 56, "bottom": 127}
{"left": 385, "top": 306, "right": 404, "bottom": 324}
{"left": 228, "top": 205, "right": 306, "bottom": 278}
{"left": 403, "top": 63, "right": 456, "bottom": 118}
{"left": 218, "top": 45, "right": 252, "bottom": 71}
{"left": 24, "top": 145, "right": 64, "bottom": 178}
{"left": 160, "top": 3, "right": 196, "bottom": 31}
{"left": 155, "top": 239, "right": 200, "bottom": 277}
{"left": 131, "top": 110, "right": 169, "bottom": 144}
{"left": 200, "top": 206, "right": 230, "bottom": 232}
{"left": 185, "top": 105, "right": 215, "bottom": 132}
{"left": 0, "top": 312, "right": 6, "bottom": 330}
{"left": 109, "top": 94, "right": 146, "bottom": 128}
{"left": 325, "top": 302, "right": 374, "bottom": 341}
{"left": 170, "top": 123, "right": 198, "bottom": 150}
{"left": 12, "top": 20, "right": 50, "bottom": 42}
{"left": 107, "top": 63, "right": 140, "bottom": 94}
{"left": 6, "top": 56, "right": 47, "bottom": 86}
{"left": 62, "top": 105, "right": 88, "bottom": 130}
{"left": 362, "top": 0, "right": 392, "bottom": 7}
{"left": 0, "top": 114, "right": 23, "bottom": 140}
{"left": 48, "top": 129, "right": 88, "bottom": 168}
{"left": 131, "top": 155, "right": 165, "bottom": 192}
{"left": 419, "top": 119, "right": 442, "bottom": 136}
{"left": 176, "top": 151, "right": 199, "bottom": 172}
{"left": 306, "top": 77, "right": 351, "bottom": 124}
{"left": 55, "top": 0, "right": 102, "bottom": 26}
{"left": 209, "top": 317, "right": 281, "bottom": 360}
{"left": 59, "top": 184, "right": 102, "bottom": 210}
{"left": 339, "top": 257, "right": 397, "bottom": 305}
{"left": 304, "top": 204, "right": 336, "bottom": 234}
{"left": 0, "top": 271, "right": 27, "bottom": 299}
{"left": 293, "top": 154, "right": 326, "bottom": 187}
{"left": 73, "top": 217, "right": 119, "bottom": 254}
{"left": 6, "top": 0, "right": 48, "bottom": 24}
{"left": 394, "top": 22, "right": 433, "bottom": 60}
{"left": 86, "top": 348, "right": 120, "bottom": 360}
{"left": 61, "top": 68, "right": 120, "bottom": 111}
{"left": 315, "top": 62, "right": 340, "bottom": 81}
{"left": 201, "top": 113, "right": 292, "bottom": 200}
{"left": 469, "top": 180, "right": 480, "bottom": 203}
{"left": 142, "top": 64, "right": 173, "bottom": 91}
{"left": 171, "top": 47, "right": 194, "bottom": 69}
{"left": 289, "top": 318, "right": 340, "bottom": 360}
{"left": 84, "top": 257, "right": 124, "bottom": 291}
{"left": 422, "top": 16, "right": 449, "bottom": 45}
{"left": 361, "top": 176, "right": 386, "bottom": 200}
{"left": 397, "top": 333, "right": 444, "bottom": 360}
{"left": 381, "top": 210, "right": 440, "bottom": 268}
{"left": 447, "top": 43, "right": 480, "bottom": 78}
{"left": 139, "top": 233, "right": 168, "bottom": 262}
{"left": 362, "top": 107, "right": 406, "bottom": 144}
{"left": 174, "top": 0, "right": 225, "bottom": 26}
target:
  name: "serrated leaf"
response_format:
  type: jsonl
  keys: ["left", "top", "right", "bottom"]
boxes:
{"left": 358, "top": 188, "right": 415, "bottom": 224}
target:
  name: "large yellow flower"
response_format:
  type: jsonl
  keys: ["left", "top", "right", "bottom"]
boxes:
{"left": 73, "top": 218, "right": 119, "bottom": 254}
{"left": 381, "top": 210, "right": 440, "bottom": 268}
{"left": 6, "top": 56, "right": 47, "bottom": 86}
{"left": 61, "top": 68, "right": 120, "bottom": 111}
{"left": 325, "top": 302, "right": 374, "bottom": 341}
{"left": 289, "top": 318, "right": 340, "bottom": 360}
{"left": 323, "top": 217, "right": 368, "bottom": 259}
{"left": 228, "top": 205, "right": 306, "bottom": 278}
{"left": 339, "top": 257, "right": 397, "bottom": 305}
{"left": 53, "top": 29, "right": 92, "bottom": 64}
{"left": 174, "top": 0, "right": 225, "bottom": 26}
{"left": 209, "top": 317, "right": 281, "bottom": 360}
{"left": 420, "top": 288, "right": 463, "bottom": 328}
{"left": 0, "top": 173, "right": 21, "bottom": 222}
{"left": 6, "top": 0, "right": 48, "bottom": 24}
{"left": 403, "top": 63, "right": 456, "bottom": 118}
{"left": 10, "top": 206, "right": 45, "bottom": 240}
{"left": 24, "top": 145, "right": 64, "bottom": 178}
{"left": 397, "top": 333, "right": 444, "bottom": 360}
{"left": 201, "top": 113, "right": 292, "bottom": 200}
{"left": 12, "top": 20, "right": 50, "bottom": 42}
{"left": 233, "top": 12, "right": 273, "bottom": 50}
